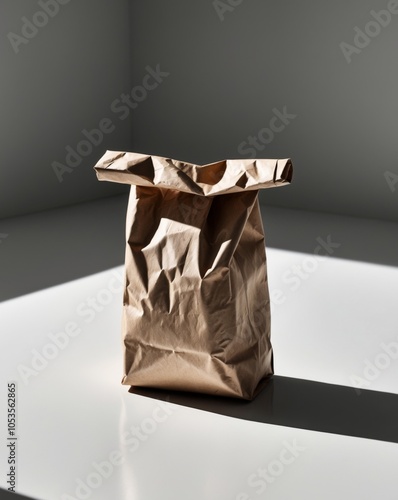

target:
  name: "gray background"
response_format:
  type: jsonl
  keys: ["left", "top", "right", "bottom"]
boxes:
{"left": 0, "top": 0, "right": 130, "bottom": 219}
{"left": 129, "top": 0, "right": 398, "bottom": 222}
{"left": 1, "top": 0, "right": 398, "bottom": 221}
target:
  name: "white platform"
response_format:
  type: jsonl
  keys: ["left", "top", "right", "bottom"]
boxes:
{"left": 1, "top": 198, "right": 398, "bottom": 499}
{"left": 268, "top": 248, "right": 398, "bottom": 394}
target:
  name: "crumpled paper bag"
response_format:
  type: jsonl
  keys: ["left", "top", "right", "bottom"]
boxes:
{"left": 94, "top": 151, "right": 293, "bottom": 399}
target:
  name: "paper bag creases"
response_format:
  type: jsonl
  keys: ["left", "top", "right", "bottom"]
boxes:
{"left": 94, "top": 151, "right": 293, "bottom": 400}
{"left": 94, "top": 150, "right": 292, "bottom": 196}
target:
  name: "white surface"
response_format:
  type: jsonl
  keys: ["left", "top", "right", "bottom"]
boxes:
{"left": 267, "top": 249, "right": 398, "bottom": 394}
{"left": 1, "top": 252, "right": 398, "bottom": 499}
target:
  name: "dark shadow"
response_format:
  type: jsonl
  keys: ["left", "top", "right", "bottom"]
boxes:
{"left": 0, "top": 488, "right": 35, "bottom": 500}
{"left": 130, "top": 375, "right": 398, "bottom": 444}
{"left": 262, "top": 205, "right": 398, "bottom": 268}
{"left": 0, "top": 194, "right": 129, "bottom": 302}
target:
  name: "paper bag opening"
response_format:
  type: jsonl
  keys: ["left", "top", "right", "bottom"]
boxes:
{"left": 94, "top": 151, "right": 292, "bottom": 196}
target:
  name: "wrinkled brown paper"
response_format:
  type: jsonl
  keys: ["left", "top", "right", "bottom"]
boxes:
{"left": 94, "top": 151, "right": 293, "bottom": 399}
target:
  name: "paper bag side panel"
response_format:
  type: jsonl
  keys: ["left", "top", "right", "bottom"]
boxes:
{"left": 226, "top": 197, "right": 273, "bottom": 394}
{"left": 121, "top": 187, "right": 273, "bottom": 399}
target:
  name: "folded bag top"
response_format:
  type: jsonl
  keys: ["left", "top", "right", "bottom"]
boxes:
{"left": 94, "top": 150, "right": 292, "bottom": 195}
{"left": 94, "top": 151, "right": 293, "bottom": 400}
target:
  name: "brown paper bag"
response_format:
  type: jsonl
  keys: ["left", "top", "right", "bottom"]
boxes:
{"left": 94, "top": 151, "right": 292, "bottom": 399}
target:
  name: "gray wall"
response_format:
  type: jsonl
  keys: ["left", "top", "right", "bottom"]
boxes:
{"left": 0, "top": 0, "right": 131, "bottom": 219}
{"left": 129, "top": 0, "right": 398, "bottom": 222}
{"left": 2, "top": 1, "right": 397, "bottom": 222}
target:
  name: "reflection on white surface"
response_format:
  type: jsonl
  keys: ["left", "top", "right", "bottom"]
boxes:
{"left": 0, "top": 259, "right": 397, "bottom": 499}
